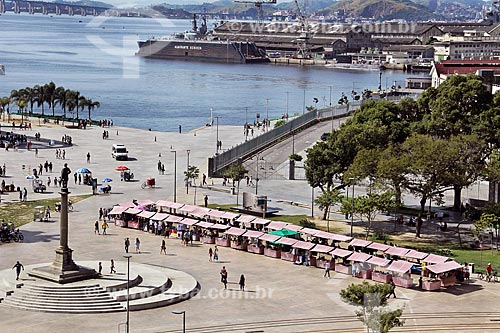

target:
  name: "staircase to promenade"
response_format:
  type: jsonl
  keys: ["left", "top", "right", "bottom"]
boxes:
{"left": 0, "top": 261, "right": 199, "bottom": 314}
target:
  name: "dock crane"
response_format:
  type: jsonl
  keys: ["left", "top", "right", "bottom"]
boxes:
{"left": 294, "top": 0, "right": 311, "bottom": 58}
{"left": 234, "top": 0, "right": 277, "bottom": 22}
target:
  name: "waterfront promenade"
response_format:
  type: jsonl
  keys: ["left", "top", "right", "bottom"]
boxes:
{"left": 0, "top": 119, "right": 499, "bottom": 332}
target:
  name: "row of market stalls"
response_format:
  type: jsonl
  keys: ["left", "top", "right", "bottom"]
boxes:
{"left": 108, "top": 200, "right": 465, "bottom": 291}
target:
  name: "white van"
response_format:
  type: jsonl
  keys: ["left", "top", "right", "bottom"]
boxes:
{"left": 112, "top": 144, "right": 128, "bottom": 160}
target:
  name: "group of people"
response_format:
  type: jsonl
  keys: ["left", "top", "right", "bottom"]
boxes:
{"left": 61, "top": 134, "right": 72, "bottom": 145}
{"left": 219, "top": 266, "right": 246, "bottom": 291}
{"left": 1, "top": 131, "right": 28, "bottom": 150}
{"left": 98, "top": 119, "right": 113, "bottom": 127}
{"left": 55, "top": 149, "right": 66, "bottom": 159}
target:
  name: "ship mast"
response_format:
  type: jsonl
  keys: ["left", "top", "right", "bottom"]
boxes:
{"left": 294, "top": 0, "right": 311, "bottom": 59}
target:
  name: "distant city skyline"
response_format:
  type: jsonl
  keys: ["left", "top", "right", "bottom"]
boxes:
{"left": 105, "top": 0, "right": 287, "bottom": 9}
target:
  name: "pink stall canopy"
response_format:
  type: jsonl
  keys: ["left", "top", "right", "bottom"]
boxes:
{"left": 266, "top": 221, "right": 288, "bottom": 230}
{"left": 331, "top": 248, "right": 353, "bottom": 258}
{"left": 236, "top": 215, "right": 256, "bottom": 223}
{"left": 367, "top": 242, "right": 391, "bottom": 252}
{"left": 366, "top": 257, "right": 391, "bottom": 267}
{"left": 276, "top": 238, "right": 299, "bottom": 246}
{"left": 426, "top": 261, "right": 462, "bottom": 274}
{"left": 349, "top": 239, "right": 372, "bottom": 248}
{"left": 180, "top": 218, "right": 198, "bottom": 226}
{"left": 190, "top": 208, "right": 210, "bottom": 218}
{"left": 207, "top": 210, "right": 226, "bottom": 218}
{"left": 347, "top": 252, "right": 372, "bottom": 263}
{"left": 196, "top": 221, "right": 214, "bottom": 229}
{"left": 108, "top": 206, "right": 128, "bottom": 215}
{"left": 221, "top": 212, "right": 239, "bottom": 220}
{"left": 225, "top": 227, "right": 247, "bottom": 236}
{"left": 136, "top": 199, "right": 155, "bottom": 206}
{"left": 118, "top": 202, "right": 136, "bottom": 208}
{"left": 137, "top": 211, "right": 156, "bottom": 219}
{"left": 314, "top": 231, "right": 351, "bottom": 242}
{"left": 300, "top": 228, "right": 320, "bottom": 236}
{"left": 210, "top": 224, "right": 231, "bottom": 231}
{"left": 124, "top": 208, "right": 142, "bottom": 215}
{"left": 178, "top": 205, "right": 198, "bottom": 213}
{"left": 150, "top": 213, "right": 169, "bottom": 221}
{"left": 405, "top": 250, "right": 429, "bottom": 260}
{"left": 311, "top": 244, "right": 334, "bottom": 253}
{"left": 252, "top": 218, "right": 271, "bottom": 226}
{"left": 283, "top": 224, "right": 303, "bottom": 232}
{"left": 156, "top": 200, "right": 184, "bottom": 210}
{"left": 424, "top": 254, "right": 449, "bottom": 264}
{"left": 387, "top": 260, "right": 414, "bottom": 273}
{"left": 243, "top": 230, "right": 264, "bottom": 238}
{"left": 385, "top": 247, "right": 410, "bottom": 257}
{"left": 165, "top": 215, "right": 184, "bottom": 223}
{"left": 292, "top": 241, "right": 315, "bottom": 251}
{"left": 258, "top": 234, "right": 281, "bottom": 242}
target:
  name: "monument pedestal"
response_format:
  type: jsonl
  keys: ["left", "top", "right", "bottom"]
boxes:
{"left": 29, "top": 247, "right": 98, "bottom": 284}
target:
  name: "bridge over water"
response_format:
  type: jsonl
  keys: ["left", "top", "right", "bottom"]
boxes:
{"left": 0, "top": 0, "right": 109, "bottom": 16}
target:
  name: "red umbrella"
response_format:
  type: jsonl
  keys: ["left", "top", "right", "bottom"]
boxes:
{"left": 115, "top": 165, "right": 129, "bottom": 171}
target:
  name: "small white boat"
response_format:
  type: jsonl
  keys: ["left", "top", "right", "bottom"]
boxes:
{"left": 0, "top": 65, "right": 5, "bottom": 75}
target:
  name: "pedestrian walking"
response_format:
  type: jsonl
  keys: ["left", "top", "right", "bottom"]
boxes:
{"left": 208, "top": 247, "right": 213, "bottom": 262}
{"left": 35, "top": 148, "right": 38, "bottom": 157}
{"left": 324, "top": 261, "right": 331, "bottom": 279}
{"left": 94, "top": 220, "right": 100, "bottom": 235}
{"left": 74, "top": 172, "right": 77, "bottom": 184}
{"left": 204, "top": 195, "right": 209, "bottom": 208}
{"left": 110, "top": 259, "right": 116, "bottom": 274}
{"left": 99, "top": 207, "right": 103, "bottom": 220}
{"left": 124, "top": 237, "right": 130, "bottom": 253}
{"left": 12, "top": 261, "right": 24, "bottom": 280}
{"left": 213, "top": 245, "right": 219, "bottom": 262}
{"left": 202, "top": 173, "right": 207, "bottom": 186}
{"left": 160, "top": 239, "right": 167, "bottom": 254}
{"left": 388, "top": 278, "right": 397, "bottom": 298}
{"left": 101, "top": 220, "right": 108, "bottom": 235}
{"left": 47, "top": 176, "right": 51, "bottom": 187}
{"left": 98, "top": 262, "right": 102, "bottom": 275}
{"left": 86, "top": 152, "right": 91, "bottom": 163}
{"left": 239, "top": 274, "right": 245, "bottom": 291}
{"left": 220, "top": 266, "right": 228, "bottom": 289}
{"left": 78, "top": 174, "right": 81, "bottom": 185}
{"left": 135, "top": 237, "right": 141, "bottom": 253}
{"left": 23, "top": 187, "right": 27, "bottom": 201}
{"left": 19, "top": 189, "right": 22, "bottom": 202}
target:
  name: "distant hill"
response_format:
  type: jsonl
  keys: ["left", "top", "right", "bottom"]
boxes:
{"left": 54, "top": 0, "right": 113, "bottom": 8}
{"left": 320, "top": 0, "right": 443, "bottom": 20}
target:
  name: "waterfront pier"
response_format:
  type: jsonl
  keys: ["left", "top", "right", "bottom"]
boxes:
{"left": 1, "top": 0, "right": 107, "bottom": 16}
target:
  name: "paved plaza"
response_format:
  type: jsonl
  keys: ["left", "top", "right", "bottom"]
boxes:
{"left": 0, "top": 120, "right": 500, "bottom": 332}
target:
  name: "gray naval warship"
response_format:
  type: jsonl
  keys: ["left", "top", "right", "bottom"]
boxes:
{"left": 136, "top": 15, "right": 269, "bottom": 64}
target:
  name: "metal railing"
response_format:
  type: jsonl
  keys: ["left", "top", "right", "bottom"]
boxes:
{"left": 209, "top": 96, "right": 406, "bottom": 175}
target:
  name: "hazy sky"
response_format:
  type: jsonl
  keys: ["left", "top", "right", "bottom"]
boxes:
{"left": 108, "top": 0, "right": 287, "bottom": 9}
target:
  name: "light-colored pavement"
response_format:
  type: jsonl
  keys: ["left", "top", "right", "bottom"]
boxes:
{"left": 0, "top": 119, "right": 499, "bottom": 332}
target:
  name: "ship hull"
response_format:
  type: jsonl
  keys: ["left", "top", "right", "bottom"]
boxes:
{"left": 136, "top": 39, "right": 269, "bottom": 64}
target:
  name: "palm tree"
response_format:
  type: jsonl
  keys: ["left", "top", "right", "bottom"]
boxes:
{"left": 33, "top": 85, "right": 46, "bottom": 115}
{"left": 25, "top": 87, "right": 36, "bottom": 114}
{"left": 54, "top": 86, "right": 67, "bottom": 118}
{"left": 83, "top": 98, "right": 100, "bottom": 121}
{"left": 43, "top": 82, "right": 56, "bottom": 116}
{"left": 0, "top": 97, "right": 10, "bottom": 119}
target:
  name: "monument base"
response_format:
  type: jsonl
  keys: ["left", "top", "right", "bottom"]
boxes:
{"left": 29, "top": 246, "right": 98, "bottom": 284}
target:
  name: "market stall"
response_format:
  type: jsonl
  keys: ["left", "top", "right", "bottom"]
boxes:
{"left": 176, "top": 217, "right": 198, "bottom": 240}
{"left": 190, "top": 207, "right": 211, "bottom": 220}
{"left": 366, "top": 242, "right": 391, "bottom": 256}
{"left": 196, "top": 221, "right": 215, "bottom": 243}
{"left": 137, "top": 210, "right": 157, "bottom": 233}
{"left": 123, "top": 207, "right": 142, "bottom": 229}
{"left": 283, "top": 224, "right": 304, "bottom": 233}
{"left": 210, "top": 223, "right": 231, "bottom": 243}
{"left": 177, "top": 204, "right": 198, "bottom": 217}
{"left": 310, "top": 244, "right": 334, "bottom": 269}
{"left": 155, "top": 200, "right": 184, "bottom": 214}
{"left": 259, "top": 233, "right": 282, "bottom": 258}
{"left": 235, "top": 215, "right": 255, "bottom": 229}
{"left": 276, "top": 237, "right": 299, "bottom": 262}
{"left": 292, "top": 241, "right": 316, "bottom": 266}
{"left": 220, "top": 211, "right": 239, "bottom": 225}
{"left": 386, "top": 260, "right": 415, "bottom": 288}
{"left": 348, "top": 252, "right": 372, "bottom": 279}
{"left": 108, "top": 205, "right": 128, "bottom": 227}
{"left": 425, "top": 261, "right": 462, "bottom": 289}
{"left": 225, "top": 227, "right": 247, "bottom": 250}
{"left": 367, "top": 257, "right": 392, "bottom": 283}
{"left": 331, "top": 248, "right": 353, "bottom": 275}
{"left": 314, "top": 231, "right": 352, "bottom": 247}
{"left": 384, "top": 247, "right": 411, "bottom": 259}
{"left": 244, "top": 230, "right": 265, "bottom": 254}
{"left": 348, "top": 238, "right": 372, "bottom": 250}
{"left": 265, "top": 221, "right": 288, "bottom": 232}
{"left": 404, "top": 250, "right": 429, "bottom": 262}
{"left": 206, "top": 209, "right": 226, "bottom": 223}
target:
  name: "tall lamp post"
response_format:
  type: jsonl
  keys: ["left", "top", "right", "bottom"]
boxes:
{"left": 329, "top": 86, "right": 332, "bottom": 107}
{"left": 349, "top": 177, "right": 355, "bottom": 237}
{"left": 285, "top": 91, "right": 290, "bottom": 117}
{"left": 171, "top": 150, "right": 177, "bottom": 202}
{"left": 186, "top": 149, "right": 190, "bottom": 194}
{"left": 123, "top": 254, "right": 132, "bottom": 333}
{"left": 215, "top": 116, "right": 220, "bottom": 154}
{"left": 172, "top": 310, "right": 186, "bottom": 333}
{"left": 255, "top": 153, "right": 260, "bottom": 195}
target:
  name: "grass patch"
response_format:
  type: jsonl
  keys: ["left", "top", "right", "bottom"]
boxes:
{"left": 0, "top": 195, "right": 92, "bottom": 228}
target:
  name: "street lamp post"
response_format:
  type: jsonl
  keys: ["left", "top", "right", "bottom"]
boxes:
{"left": 349, "top": 177, "right": 355, "bottom": 237}
{"left": 329, "top": 86, "right": 332, "bottom": 107}
{"left": 172, "top": 310, "right": 186, "bottom": 333}
{"left": 215, "top": 116, "right": 220, "bottom": 154}
{"left": 171, "top": 150, "right": 177, "bottom": 202}
{"left": 265, "top": 98, "right": 269, "bottom": 122}
{"left": 186, "top": 150, "right": 190, "bottom": 194}
{"left": 123, "top": 254, "right": 132, "bottom": 333}
{"left": 285, "top": 91, "right": 290, "bottom": 117}
{"left": 245, "top": 107, "right": 248, "bottom": 141}
{"left": 255, "top": 153, "right": 259, "bottom": 195}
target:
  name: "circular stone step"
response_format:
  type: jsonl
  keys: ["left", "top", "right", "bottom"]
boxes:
{"left": 0, "top": 261, "right": 199, "bottom": 314}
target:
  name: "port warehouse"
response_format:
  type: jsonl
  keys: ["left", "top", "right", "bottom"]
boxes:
{"left": 212, "top": 21, "right": 500, "bottom": 62}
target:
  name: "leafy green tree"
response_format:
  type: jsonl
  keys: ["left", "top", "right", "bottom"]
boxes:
{"left": 224, "top": 162, "right": 248, "bottom": 205}
{"left": 340, "top": 282, "right": 405, "bottom": 333}
{"left": 184, "top": 165, "right": 200, "bottom": 194}
{"left": 314, "top": 188, "right": 342, "bottom": 220}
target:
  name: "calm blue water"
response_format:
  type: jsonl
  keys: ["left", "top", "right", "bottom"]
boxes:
{"left": 0, "top": 13, "right": 425, "bottom": 131}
